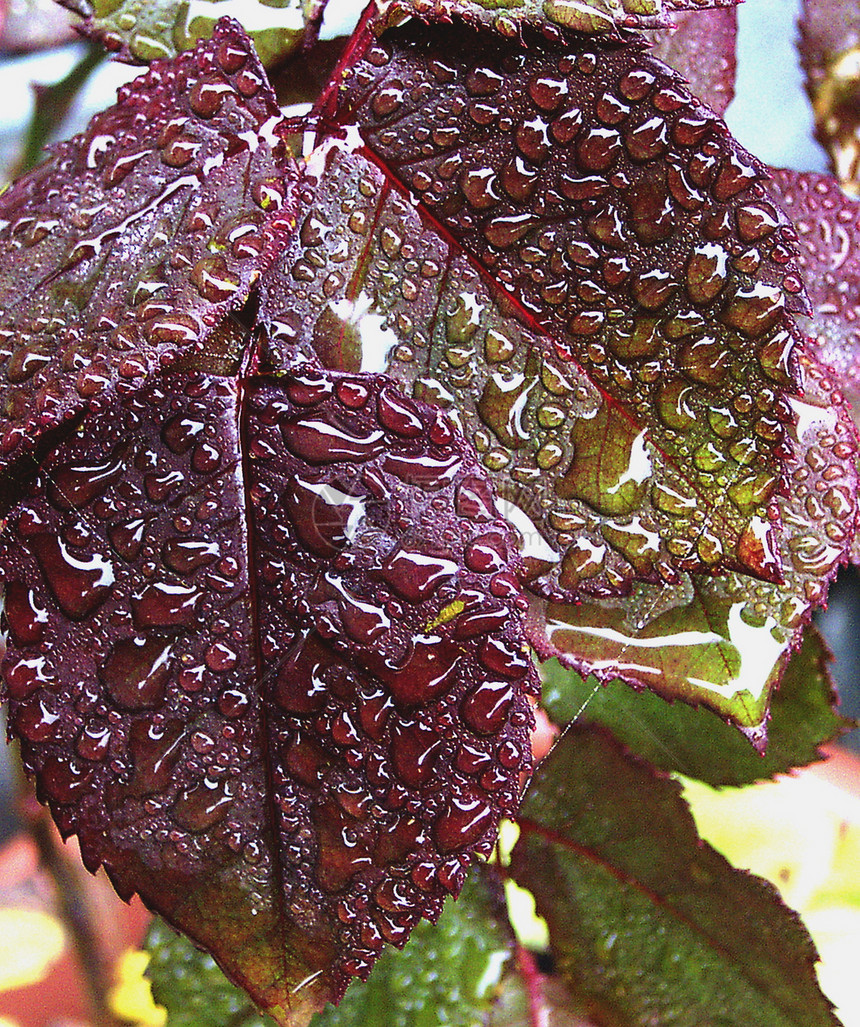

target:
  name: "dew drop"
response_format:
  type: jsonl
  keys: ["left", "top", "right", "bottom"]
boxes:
{"left": 101, "top": 637, "right": 173, "bottom": 709}
{"left": 380, "top": 635, "right": 460, "bottom": 705}
{"left": 381, "top": 549, "right": 458, "bottom": 601}
{"left": 434, "top": 793, "right": 493, "bottom": 853}
{"left": 31, "top": 534, "right": 115, "bottom": 621}
{"left": 131, "top": 582, "right": 202, "bottom": 628}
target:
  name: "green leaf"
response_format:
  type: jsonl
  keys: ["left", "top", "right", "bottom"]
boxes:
{"left": 376, "top": 0, "right": 740, "bottom": 39}
{"left": 539, "top": 624, "right": 853, "bottom": 786}
{"left": 147, "top": 870, "right": 516, "bottom": 1027}
{"left": 66, "top": 0, "right": 317, "bottom": 65}
{"left": 511, "top": 726, "right": 842, "bottom": 1027}
{"left": 146, "top": 918, "right": 275, "bottom": 1027}
{"left": 528, "top": 352, "right": 858, "bottom": 732}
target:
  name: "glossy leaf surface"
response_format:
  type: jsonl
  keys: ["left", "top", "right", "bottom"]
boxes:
{"left": 0, "top": 356, "right": 537, "bottom": 1020}
{"left": 526, "top": 350, "right": 858, "bottom": 732}
{"left": 511, "top": 727, "right": 841, "bottom": 1027}
{"left": 321, "top": 19, "right": 807, "bottom": 597}
{"left": 540, "top": 624, "right": 852, "bottom": 786}
{"left": 0, "top": 19, "right": 296, "bottom": 483}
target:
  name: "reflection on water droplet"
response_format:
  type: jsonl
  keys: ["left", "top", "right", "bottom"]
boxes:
{"left": 31, "top": 534, "right": 115, "bottom": 621}
{"left": 101, "top": 637, "right": 173, "bottom": 709}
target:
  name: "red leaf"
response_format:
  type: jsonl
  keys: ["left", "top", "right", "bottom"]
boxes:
{"left": 315, "top": 18, "right": 808, "bottom": 595}
{"left": 0, "top": 363, "right": 537, "bottom": 1017}
{"left": 0, "top": 19, "right": 296, "bottom": 478}
{"left": 648, "top": 8, "right": 738, "bottom": 117}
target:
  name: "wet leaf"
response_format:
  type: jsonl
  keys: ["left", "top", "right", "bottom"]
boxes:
{"left": 146, "top": 869, "right": 514, "bottom": 1027}
{"left": 316, "top": 19, "right": 809, "bottom": 598}
{"left": 0, "top": 18, "right": 297, "bottom": 488}
{"left": 540, "top": 624, "right": 852, "bottom": 786}
{"left": 648, "top": 7, "right": 738, "bottom": 116}
{"left": 60, "top": 0, "right": 319, "bottom": 66}
{"left": 527, "top": 352, "right": 858, "bottom": 732}
{"left": 511, "top": 726, "right": 841, "bottom": 1027}
{"left": 768, "top": 168, "right": 860, "bottom": 415}
{"left": 376, "top": 0, "right": 739, "bottom": 40}
{"left": 798, "top": 0, "right": 860, "bottom": 190}
{"left": 0, "top": 364, "right": 537, "bottom": 1022}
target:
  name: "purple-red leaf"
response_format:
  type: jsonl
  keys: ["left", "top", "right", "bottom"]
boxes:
{"left": 0, "top": 19, "right": 296, "bottom": 479}
{"left": 648, "top": 8, "right": 738, "bottom": 117}
{"left": 0, "top": 362, "right": 537, "bottom": 1019}
{"left": 768, "top": 168, "right": 860, "bottom": 413}
{"left": 316, "top": 19, "right": 807, "bottom": 596}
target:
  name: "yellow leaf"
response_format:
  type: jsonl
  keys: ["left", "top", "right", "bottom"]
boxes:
{"left": 0, "top": 909, "right": 65, "bottom": 992}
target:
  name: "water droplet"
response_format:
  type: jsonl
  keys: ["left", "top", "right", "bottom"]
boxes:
{"left": 76, "top": 722, "right": 112, "bottom": 761}
{"left": 466, "top": 65, "right": 503, "bottom": 96}
{"left": 461, "top": 679, "right": 514, "bottom": 734}
{"left": 3, "top": 581, "right": 48, "bottom": 645}
{"left": 461, "top": 167, "right": 501, "bottom": 209}
{"left": 435, "top": 792, "right": 493, "bottom": 852}
{"left": 283, "top": 418, "right": 386, "bottom": 464}
{"left": 31, "top": 534, "right": 115, "bottom": 621}
{"left": 720, "top": 284, "right": 784, "bottom": 338}
{"left": 391, "top": 720, "right": 443, "bottom": 787}
{"left": 189, "top": 78, "right": 229, "bottom": 117}
{"left": 577, "top": 127, "right": 622, "bottom": 171}
{"left": 479, "top": 636, "right": 530, "bottom": 679}
{"left": 274, "top": 638, "right": 331, "bottom": 714}
{"left": 516, "top": 118, "right": 551, "bottom": 162}
{"left": 452, "top": 605, "right": 510, "bottom": 640}
{"left": 377, "top": 387, "right": 424, "bottom": 437}
{"left": 108, "top": 518, "right": 148, "bottom": 561}
{"left": 4, "top": 655, "right": 51, "bottom": 699}
{"left": 528, "top": 75, "right": 569, "bottom": 111}
{"left": 172, "top": 778, "right": 234, "bottom": 832}
{"left": 686, "top": 243, "right": 729, "bottom": 304}
{"left": 131, "top": 582, "right": 202, "bottom": 628}
{"left": 381, "top": 549, "right": 458, "bottom": 601}
{"left": 190, "top": 254, "right": 240, "bottom": 302}
{"left": 48, "top": 457, "right": 123, "bottom": 510}
{"left": 162, "top": 538, "right": 220, "bottom": 573}
{"left": 40, "top": 756, "right": 93, "bottom": 805}
{"left": 380, "top": 635, "right": 460, "bottom": 705}
{"left": 383, "top": 452, "right": 462, "bottom": 488}
{"left": 101, "top": 637, "right": 173, "bottom": 709}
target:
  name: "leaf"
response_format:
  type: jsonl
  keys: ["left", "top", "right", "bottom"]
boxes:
{"left": 648, "top": 8, "right": 738, "bottom": 117}
{"left": 316, "top": 18, "right": 808, "bottom": 598}
{"left": 798, "top": 0, "right": 860, "bottom": 190}
{"left": 0, "top": 18, "right": 297, "bottom": 486}
{"left": 526, "top": 349, "right": 859, "bottom": 732}
{"left": 510, "top": 726, "right": 842, "bottom": 1027}
{"left": 0, "top": 359, "right": 538, "bottom": 1022}
{"left": 767, "top": 167, "right": 860, "bottom": 416}
{"left": 146, "top": 869, "right": 514, "bottom": 1027}
{"left": 539, "top": 623, "right": 853, "bottom": 787}
{"left": 147, "top": 918, "right": 274, "bottom": 1026}
{"left": 60, "top": 0, "right": 318, "bottom": 66}
{"left": 376, "top": 0, "right": 740, "bottom": 40}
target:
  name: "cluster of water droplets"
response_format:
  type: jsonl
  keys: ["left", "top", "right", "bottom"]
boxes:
{"left": 334, "top": 20, "right": 810, "bottom": 587}
{"left": 0, "top": 371, "right": 288, "bottom": 964}
{"left": 0, "top": 19, "right": 294, "bottom": 470}
{"left": 243, "top": 363, "right": 538, "bottom": 987}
